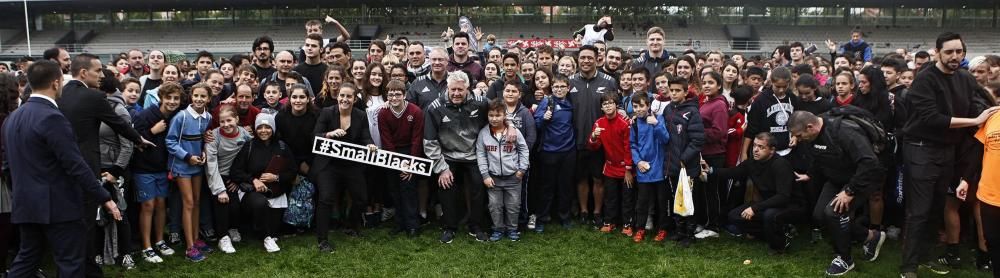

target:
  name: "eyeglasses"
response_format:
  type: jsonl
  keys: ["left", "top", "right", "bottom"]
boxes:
{"left": 552, "top": 85, "right": 569, "bottom": 89}
{"left": 387, "top": 93, "right": 405, "bottom": 98}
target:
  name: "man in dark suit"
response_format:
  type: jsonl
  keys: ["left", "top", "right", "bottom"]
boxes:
{"left": 4, "top": 60, "right": 123, "bottom": 277}
{"left": 59, "top": 53, "right": 151, "bottom": 277}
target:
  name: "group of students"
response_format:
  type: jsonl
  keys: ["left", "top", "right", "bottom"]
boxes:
{"left": 2, "top": 17, "right": 1000, "bottom": 278}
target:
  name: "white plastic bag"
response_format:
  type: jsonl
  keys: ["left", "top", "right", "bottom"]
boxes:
{"left": 673, "top": 166, "right": 695, "bottom": 217}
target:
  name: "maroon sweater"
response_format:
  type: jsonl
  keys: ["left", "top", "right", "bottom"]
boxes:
{"left": 700, "top": 95, "right": 729, "bottom": 156}
{"left": 377, "top": 103, "right": 425, "bottom": 157}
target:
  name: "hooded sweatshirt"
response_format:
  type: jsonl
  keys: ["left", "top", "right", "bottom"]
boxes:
{"left": 99, "top": 92, "right": 135, "bottom": 175}
{"left": 476, "top": 125, "right": 530, "bottom": 178}
{"left": 699, "top": 94, "right": 729, "bottom": 156}
{"left": 447, "top": 55, "right": 484, "bottom": 84}
{"left": 505, "top": 102, "right": 537, "bottom": 149}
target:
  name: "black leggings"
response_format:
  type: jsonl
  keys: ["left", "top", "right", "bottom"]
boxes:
{"left": 695, "top": 154, "right": 726, "bottom": 230}
{"left": 0, "top": 213, "right": 12, "bottom": 270}
{"left": 981, "top": 201, "right": 1000, "bottom": 278}
{"left": 212, "top": 191, "right": 242, "bottom": 235}
{"left": 314, "top": 164, "right": 368, "bottom": 241}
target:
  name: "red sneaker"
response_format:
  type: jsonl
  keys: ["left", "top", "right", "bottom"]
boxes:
{"left": 654, "top": 230, "right": 668, "bottom": 242}
{"left": 633, "top": 229, "right": 646, "bottom": 243}
{"left": 622, "top": 226, "right": 634, "bottom": 237}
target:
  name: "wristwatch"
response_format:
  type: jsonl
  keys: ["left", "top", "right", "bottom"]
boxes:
{"left": 844, "top": 186, "right": 856, "bottom": 197}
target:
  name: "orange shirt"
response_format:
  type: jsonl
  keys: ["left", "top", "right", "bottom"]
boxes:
{"left": 977, "top": 113, "right": 1000, "bottom": 207}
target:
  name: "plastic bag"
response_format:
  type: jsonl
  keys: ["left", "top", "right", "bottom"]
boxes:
{"left": 673, "top": 166, "right": 695, "bottom": 217}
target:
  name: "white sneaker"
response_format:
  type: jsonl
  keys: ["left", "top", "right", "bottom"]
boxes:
{"left": 142, "top": 248, "right": 163, "bottom": 263}
{"left": 645, "top": 215, "right": 655, "bottom": 231}
{"left": 218, "top": 236, "right": 236, "bottom": 254}
{"left": 527, "top": 214, "right": 537, "bottom": 230}
{"left": 228, "top": 228, "right": 242, "bottom": 243}
{"left": 695, "top": 229, "right": 720, "bottom": 239}
{"left": 264, "top": 236, "right": 280, "bottom": 253}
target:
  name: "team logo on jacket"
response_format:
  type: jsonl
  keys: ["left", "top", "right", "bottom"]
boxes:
{"left": 470, "top": 109, "right": 479, "bottom": 117}
{"left": 407, "top": 115, "right": 414, "bottom": 122}
{"left": 682, "top": 112, "right": 691, "bottom": 120}
{"left": 570, "top": 87, "right": 579, "bottom": 93}
{"left": 676, "top": 124, "right": 683, "bottom": 134}
{"left": 422, "top": 87, "right": 430, "bottom": 92}
{"left": 775, "top": 111, "right": 789, "bottom": 125}
{"left": 442, "top": 116, "right": 451, "bottom": 123}
{"left": 597, "top": 87, "right": 606, "bottom": 94}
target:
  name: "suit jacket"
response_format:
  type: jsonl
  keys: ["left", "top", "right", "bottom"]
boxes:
{"left": 3, "top": 97, "right": 111, "bottom": 224}
{"left": 58, "top": 80, "right": 143, "bottom": 176}
{"left": 311, "top": 107, "right": 373, "bottom": 174}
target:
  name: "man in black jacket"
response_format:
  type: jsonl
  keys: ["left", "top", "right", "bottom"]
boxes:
{"left": 789, "top": 110, "right": 886, "bottom": 276}
{"left": 897, "top": 32, "right": 1000, "bottom": 277}
{"left": 58, "top": 53, "right": 151, "bottom": 277}
{"left": 705, "top": 132, "right": 803, "bottom": 254}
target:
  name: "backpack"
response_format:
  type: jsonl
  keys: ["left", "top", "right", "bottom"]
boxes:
{"left": 826, "top": 105, "right": 888, "bottom": 154}
{"left": 283, "top": 175, "right": 315, "bottom": 228}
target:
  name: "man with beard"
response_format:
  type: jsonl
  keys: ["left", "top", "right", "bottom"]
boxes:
{"left": 600, "top": 47, "right": 625, "bottom": 82}
{"left": 325, "top": 42, "right": 352, "bottom": 69}
{"left": 447, "top": 32, "right": 483, "bottom": 84}
{"left": 126, "top": 49, "right": 147, "bottom": 78}
{"left": 256, "top": 51, "right": 310, "bottom": 107}
{"left": 252, "top": 36, "right": 276, "bottom": 81}
{"left": 897, "top": 32, "right": 1000, "bottom": 277}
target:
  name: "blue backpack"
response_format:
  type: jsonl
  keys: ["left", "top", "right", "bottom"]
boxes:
{"left": 283, "top": 175, "right": 315, "bottom": 228}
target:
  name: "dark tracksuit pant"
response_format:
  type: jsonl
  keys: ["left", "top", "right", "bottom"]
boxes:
{"left": 212, "top": 176, "right": 241, "bottom": 237}
{"left": 696, "top": 154, "right": 726, "bottom": 230}
{"left": 729, "top": 204, "right": 805, "bottom": 251}
{"left": 813, "top": 182, "right": 869, "bottom": 262}
{"left": 635, "top": 180, "right": 672, "bottom": 230}
{"left": 386, "top": 147, "right": 420, "bottom": 231}
{"left": 437, "top": 161, "right": 486, "bottom": 232}
{"left": 602, "top": 177, "right": 635, "bottom": 227}
{"left": 537, "top": 150, "right": 576, "bottom": 223}
{"left": 315, "top": 163, "right": 368, "bottom": 241}
{"left": 668, "top": 175, "right": 696, "bottom": 239}
{"left": 900, "top": 143, "right": 955, "bottom": 272}
{"left": 979, "top": 202, "right": 1000, "bottom": 278}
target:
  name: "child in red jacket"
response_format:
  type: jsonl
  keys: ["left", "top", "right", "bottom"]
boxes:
{"left": 589, "top": 94, "right": 636, "bottom": 236}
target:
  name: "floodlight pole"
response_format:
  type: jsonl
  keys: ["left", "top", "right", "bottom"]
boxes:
{"left": 24, "top": 0, "right": 32, "bottom": 56}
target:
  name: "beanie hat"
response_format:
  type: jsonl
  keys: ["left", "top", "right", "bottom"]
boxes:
{"left": 255, "top": 113, "right": 275, "bottom": 130}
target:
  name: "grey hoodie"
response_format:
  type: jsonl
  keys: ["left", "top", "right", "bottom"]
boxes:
{"left": 99, "top": 91, "right": 135, "bottom": 171}
{"left": 475, "top": 125, "right": 529, "bottom": 178}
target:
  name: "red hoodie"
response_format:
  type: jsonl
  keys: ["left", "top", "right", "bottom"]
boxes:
{"left": 725, "top": 110, "right": 746, "bottom": 167}
{"left": 699, "top": 95, "right": 729, "bottom": 156}
{"left": 588, "top": 114, "right": 633, "bottom": 179}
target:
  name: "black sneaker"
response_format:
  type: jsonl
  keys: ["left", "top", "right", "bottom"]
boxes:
{"left": 592, "top": 213, "right": 603, "bottom": 228}
{"left": 811, "top": 228, "right": 823, "bottom": 244}
{"left": 475, "top": 231, "right": 489, "bottom": 242}
{"left": 862, "top": 231, "right": 886, "bottom": 262}
{"left": 439, "top": 230, "right": 455, "bottom": 244}
{"left": 168, "top": 232, "right": 182, "bottom": 246}
{"left": 976, "top": 251, "right": 992, "bottom": 272}
{"left": 920, "top": 261, "right": 951, "bottom": 275}
{"left": 578, "top": 212, "right": 590, "bottom": 225}
{"left": 936, "top": 253, "right": 962, "bottom": 269}
{"left": 318, "top": 240, "right": 334, "bottom": 253}
{"left": 825, "top": 256, "right": 855, "bottom": 276}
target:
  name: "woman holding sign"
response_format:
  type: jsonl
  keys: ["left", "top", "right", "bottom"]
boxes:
{"left": 312, "top": 83, "right": 378, "bottom": 253}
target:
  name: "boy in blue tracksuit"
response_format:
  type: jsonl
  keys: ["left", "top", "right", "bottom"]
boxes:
{"left": 630, "top": 93, "right": 671, "bottom": 243}
{"left": 532, "top": 76, "right": 575, "bottom": 232}
{"left": 663, "top": 78, "right": 705, "bottom": 248}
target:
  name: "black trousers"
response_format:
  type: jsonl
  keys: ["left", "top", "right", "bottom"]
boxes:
{"left": 602, "top": 177, "right": 635, "bottom": 227}
{"left": 0, "top": 213, "right": 11, "bottom": 271}
{"left": 813, "top": 182, "right": 869, "bottom": 261}
{"left": 980, "top": 202, "right": 1000, "bottom": 278}
{"left": 8, "top": 220, "right": 87, "bottom": 277}
{"left": 83, "top": 202, "right": 103, "bottom": 277}
{"left": 242, "top": 192, "right": 283, "bottom": 237}
{"left": 635, "top": 181, "right": 671, "bottom": 230}
{"left": 386, "top": 147, "right": 419, "bottom": 231}
{"left": 212, "top": 190, "right": 242, "bottom": 235}
{"left": 729, "top": 204, "right": 805, "bottom": 251}
{"left": 695, "top": 154, "right": 726, "bottom": 230}
{"left": 314, "top": 164, "right": 368, "bottom": 242}
{"left": 437, "top": 161, "right": 486, "bottom": 232}
{"left": 900, "top": 143, "right": 954, "bottom": 272}
{"left": 536, "top": 150, "right": 576, "bottom": 223}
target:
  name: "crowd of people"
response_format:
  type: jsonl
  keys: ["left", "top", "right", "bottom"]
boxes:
{"left": 1, "top": 15, "right": 1000, "bottom": 278}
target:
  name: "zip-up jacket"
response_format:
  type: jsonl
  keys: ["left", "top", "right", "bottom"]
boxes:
{"left": 569, "top": 71, "right": 618, "bottom": 150}
{"left": 631, "top": 114, "right": 670, "bottom": 183}
{"left": 447, "top": 55, "right": 484, "bottom": 84}
{"left": 663, "top": 96, "right": 705, "bottom": 178}
{"left": 588, "top": 114, "right": 633, "bottom": 179}
{"left": 506, "top": 102, "right": 537, "bottom": 149}
{"left": 99, "top": 92, "right": 135, "bottom": 175}
{"left": 475, "top": 126, "right": 530, "bottom": 177}
{"left": 423, "top": 94, "right": 489, "bottom": 173}
{"left": 713, "top": 155, "right": 804, "bottom": 211}
{"left": 406, "top": 73, "right": 448, "bottom": 109}
{"left": 632, "top": 50, "right": 672, "bottom": 77}
{"left": 807, "top": 117, "right": 885, "bottom": 195}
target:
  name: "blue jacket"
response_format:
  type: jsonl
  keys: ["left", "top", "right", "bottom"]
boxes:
{"left": 630, "top": 114, "right": 670, "bottom": 183}
{"left": 534, "top": 95, "right": 575, "bottom": 153}
{"left": 166, "top": 106, "right": 212, "bottom": 176}
{"left": 3, "top": 97, "right": 110, "bottom": 224}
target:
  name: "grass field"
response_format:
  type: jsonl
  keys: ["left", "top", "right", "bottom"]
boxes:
{"left": 95, "top": 222, "right": 993, "bottom": 278}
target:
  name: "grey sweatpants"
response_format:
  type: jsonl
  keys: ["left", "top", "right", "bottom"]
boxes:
{"left": 488, "top": 176, "right": 522, "bottom": 232}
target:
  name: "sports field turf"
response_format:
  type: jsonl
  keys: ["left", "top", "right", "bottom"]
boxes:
{"left": 98, "top": 223, "right": 993, "bottom": 277}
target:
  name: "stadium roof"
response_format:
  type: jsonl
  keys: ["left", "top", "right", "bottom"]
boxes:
{"left": 2, "top": 0, "right": 997, "bottom": 12}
